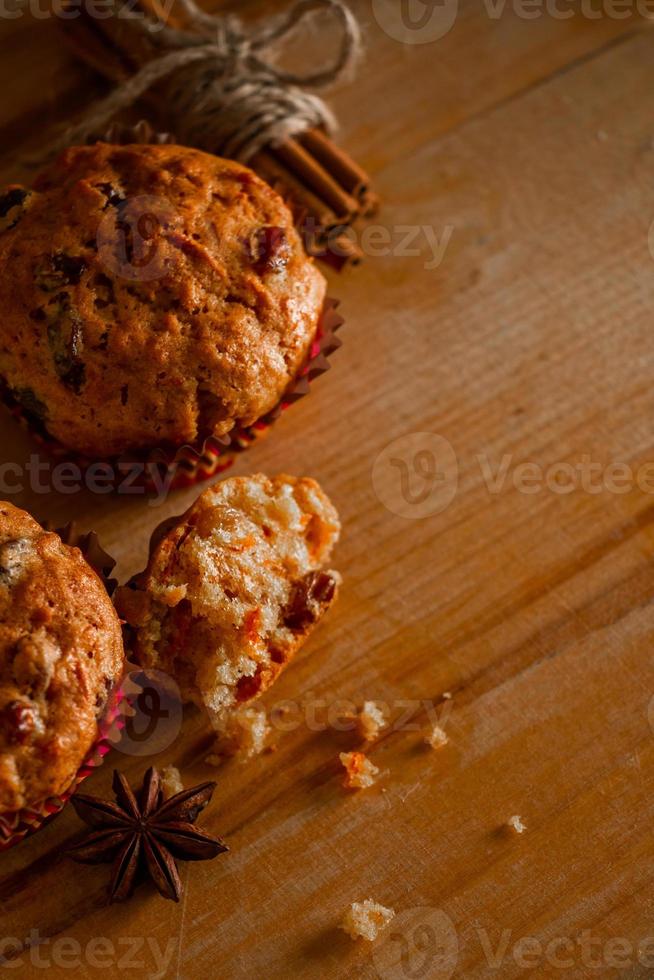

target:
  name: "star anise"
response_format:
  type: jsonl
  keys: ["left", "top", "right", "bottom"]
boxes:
{"left": 68, "top": 768, "right": 228, "bottom": 903}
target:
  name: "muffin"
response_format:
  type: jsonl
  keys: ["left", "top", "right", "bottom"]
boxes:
{"left": 0, "top": 503, "right": 124, "bottom": 814}
{"left": 115, "top": 475, "right": 341, "bottom": 725}
{"left": 0, "top": 143, "right": 327, "bottom": 459}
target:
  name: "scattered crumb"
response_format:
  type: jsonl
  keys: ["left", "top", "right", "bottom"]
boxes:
{"left": 507, "top": 815, "right": 526, "bottom": 835}
{"left": 425, "top": 725, "right": 448, "bottom": 749}
{"left": 442, "top": 691, "right": 452, "bottom": 700}
{"left": 161, "top": 765, "right": 184, "bottom": 799}
{"left": 340, "top": 751, "right": 380, "bottom": 789}
{"left": 358, "top": 701, "right": 388, "bottom": 742}
{"left": 207, "top": 707, "right": 271, "bottom": 764}
{"left": 341, "top": 899, "right": 396, "bottom": 941}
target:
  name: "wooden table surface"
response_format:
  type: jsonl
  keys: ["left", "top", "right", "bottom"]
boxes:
{"left": 3, "top": 2, "right": 654, "bottom": 977}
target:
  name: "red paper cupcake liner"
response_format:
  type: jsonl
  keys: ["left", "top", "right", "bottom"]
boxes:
{"left": 0, "top": 526, "right": 127, "bottom": 851}
{"left": 0, "top": 685, "right": 127, "bottom": 852}
{"left": 0, "top": 298, "right": 344, "bottom": 493}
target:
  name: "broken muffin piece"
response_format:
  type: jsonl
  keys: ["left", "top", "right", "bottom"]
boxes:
{"left": 358, "top": 700, "right": 388, "bottom": 742}
{"left": 160, "top": 765, "right": 184, "bottom": 799}
{"left": 341, "top": 900, "right": 396, "bottom": 941}
{"left": 340, "top": 751, "right": 380, "bottom": 790}
{"left": 115, "top": 475, "right": 341, "bottom": 727}
{"left": 207, "top": 705, "right": 271, "bottom": 763}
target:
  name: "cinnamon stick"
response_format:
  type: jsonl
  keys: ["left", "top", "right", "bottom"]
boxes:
{"left": 271, "top": 138, "right": 359, "bottom": 222}
{"left": 301, "top": 128, "right": 370, "bottom": 201}
{"left": 251, "top": 149, "right": 338, "bottom": 229}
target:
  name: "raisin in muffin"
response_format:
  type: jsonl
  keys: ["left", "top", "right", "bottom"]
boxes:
{"left": 0, "top": 503, "right": 124, "bottom": 813}
{"left": 0, "top": 143, "right": 327, "bottom": 458}
{"left": 115, "top": 475, "right": 341, "bottom": 725}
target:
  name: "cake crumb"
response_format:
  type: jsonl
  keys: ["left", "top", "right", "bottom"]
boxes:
{"left": 341, "top": 899, "right": 396, "bottom": 941}
{"left": 161, "top": 765, "right": 184, "bottom": 799}
{"left": 507, "top": 814, "right": 526, "bottom": 835}
{"left": 425, "top": 725, "right": 448, "bottom": 749}
{"left": 442, "top": 691, "right": 452, "bottom": 700}
{"left": 340, "top": 751, "right": 380, "bottom": 789}
{"left": 358, "top": 701, "right": 388, "bottom": 742}
{"left": 207, "top": 707, "right": 271, "bottom": 763}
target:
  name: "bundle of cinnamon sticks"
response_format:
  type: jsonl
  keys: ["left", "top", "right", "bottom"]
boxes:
{"left": 59, "top": 0, "right": 378, "bottom": 268}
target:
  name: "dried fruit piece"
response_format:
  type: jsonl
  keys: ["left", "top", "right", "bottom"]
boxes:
{"left": 0, "top": 187, "right": 32, "bottom": 232}
{"left": 284, "top": 571, "right": 338, "bottom": 632}
{"left": 249, "top": 226, "right": 289, "bottom": 276}
{"left": 45, "top": 296, "right": 86, "bottom": 393}
{"left": 96, "top": 182, "right": 126, "bottom": 209}
{"left": 7, "top": 387, "right": 49, "bottom": 435}
{"left": 0, "top": 700, "right": 36, "bottom": 746}
{"left": 36, "top": 253, "right": 87, "bottom": 291}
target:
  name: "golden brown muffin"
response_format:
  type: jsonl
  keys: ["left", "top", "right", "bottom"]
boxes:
{"left": 0, "top": 503, "right": 124, "bottom": 813}
{"left": 0, "top": 144, "right": 327, "bottom": 458}
{"left": 115, "top": 475, "right": 341, "bottom": 725}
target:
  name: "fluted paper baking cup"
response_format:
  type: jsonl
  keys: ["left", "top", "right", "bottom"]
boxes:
{"left": 0, "top": 685, "right": 126, "bottom": 852}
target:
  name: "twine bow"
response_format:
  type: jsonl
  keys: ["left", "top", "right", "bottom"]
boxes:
{"left": 55, "top": 0, "right": 362, "bottom": 162}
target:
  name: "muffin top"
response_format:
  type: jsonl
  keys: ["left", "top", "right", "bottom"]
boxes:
{"left": 0, "top": 143, "right": 327, "bottom": 457}
{"left": 116, "top": 474, "right": 340, "bottom": 725}
{"left": 0, "top": 503, "right": 124, "bottom": 813}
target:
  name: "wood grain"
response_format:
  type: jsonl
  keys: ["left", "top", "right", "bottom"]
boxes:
{"left": 2, "top": 2, "right": 654, "bottom": 978}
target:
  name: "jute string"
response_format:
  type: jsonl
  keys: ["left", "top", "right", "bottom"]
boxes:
{"left": 53, "top": 0, "right": 362, "bottom": 161}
